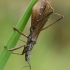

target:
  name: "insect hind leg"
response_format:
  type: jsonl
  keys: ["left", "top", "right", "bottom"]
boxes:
{"left": 42, "top": 13, "right": 64, "bottom": 31}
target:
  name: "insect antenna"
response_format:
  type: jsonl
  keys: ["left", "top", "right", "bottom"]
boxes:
{"left": 20, "top": 61, "right": 31, "bottom": 70}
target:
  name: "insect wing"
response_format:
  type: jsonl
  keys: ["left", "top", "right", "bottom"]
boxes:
{"left": 31, "top": 0, "right": 53, "bottom": 39}
{"left": 31, "top": 0, "right": 52, "bottom": 27}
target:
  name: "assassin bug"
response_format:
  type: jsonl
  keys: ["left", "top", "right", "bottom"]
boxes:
{"left": 5, "top": 0, "right": 64, "bottom": 70}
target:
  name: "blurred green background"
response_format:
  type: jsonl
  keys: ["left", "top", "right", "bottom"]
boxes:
{"left": 0, "top": 0, "right": 70, "bottom": 70}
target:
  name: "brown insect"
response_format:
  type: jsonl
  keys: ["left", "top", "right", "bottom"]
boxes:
{"left": 5, "top": 0, "right": 63, "bottom": 70}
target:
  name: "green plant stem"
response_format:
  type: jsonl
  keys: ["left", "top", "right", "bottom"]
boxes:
{"left": 0, "top": 0, "right": 38, "bottom": 70}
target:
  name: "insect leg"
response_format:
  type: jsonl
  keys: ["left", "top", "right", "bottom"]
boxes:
{"left": 19, "top": 39, "right": 26, "bottom": 43}
{"left": 13, "top": 26, "right": 28, "bottom": 38}
{"left": 42, "top": 13, "right": 64, "bottom": 31}
{"left": 4, "top": 45, "right": 25, "bottom": 55}
{"left": 4, "top": 45, "right": 24, "bottom": 51}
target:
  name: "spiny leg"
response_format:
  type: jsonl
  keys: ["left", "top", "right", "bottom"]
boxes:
{"left": 13, "top": 26, "right": 28, "bottom": 38}
{"left": 42, "top": 13, "right": 64, "bottom": 31}
{"left": 4, "top": 45, "right": 25, "bottom": 55}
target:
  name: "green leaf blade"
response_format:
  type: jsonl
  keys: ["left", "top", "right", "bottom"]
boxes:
{"left": 0, "top": 0, "right": 38, "bottom": 70}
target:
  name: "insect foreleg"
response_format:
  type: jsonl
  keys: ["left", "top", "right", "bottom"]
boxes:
{"left": 4, "top": 45, "right": 25, "bottom": 55}
{"left": 42, "top": 13, "right": 64, "bottom": 31}
{"left": 4, "top": 45, "right": 24, "bottom": 51}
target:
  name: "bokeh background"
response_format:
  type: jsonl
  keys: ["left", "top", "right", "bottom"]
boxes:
{"left": 0, "top": 0, "right": 70, "bottom": 70}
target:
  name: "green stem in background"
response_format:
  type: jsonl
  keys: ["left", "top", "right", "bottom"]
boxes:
{"left": 0, "top": 0, "right": 38, "bottom": 70}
